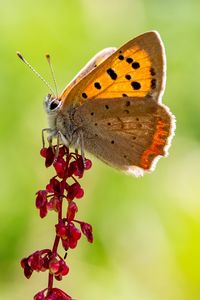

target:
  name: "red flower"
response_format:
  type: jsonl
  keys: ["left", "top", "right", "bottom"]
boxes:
{"left": 49, "top": 257, "right": 69, "bottom": 279}
{"left": 53, "top": 157, "right": 66, "bottom": 178}
{"left": 21, "top": 257, "right": 33, "bottom": 279}
{"left": 67, "top": 201, "right": 78, "bottom": 222}
{"left": 66, "top": 182, "right": 84, "bottom": 201}
{"left": 56, "top": 220, "right": 81, "bottom": 250}
{"left": 80, "top": 222, "right": 93, "bottom": 243}
{"left": 21, "top": 250, "right": 51, "bottom": 278}
{"left": 55, "top": 220, "right": 67, "bottom": 238}
{"left": 36, "top": 190, "right": 48, "bottom": 218}
{"left": 46, "top": 177, "right": 64, "bottom": 195}
{"left": 34, "top": 288, "right": 72, "bottom": 300}
{"left": 40, "top": 147, "right": 55, "bottom": 168}
{"left": 47, "top": 196, "right": 61, "bottom": 213}
{"left": 84, "top": 159, "right": 92, "bottom": 170}
{"left": 21, "top": 249, "right": 69, "bottom": 281}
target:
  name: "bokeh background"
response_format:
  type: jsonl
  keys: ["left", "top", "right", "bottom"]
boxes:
{"left": 1, "top": 0, "right": 200, "bottom": 299}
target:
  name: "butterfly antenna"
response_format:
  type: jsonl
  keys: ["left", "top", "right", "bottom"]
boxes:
{"left": 45, "top": 54, "right": 58, "bottom": 97}
{"left": 17, "top": 51, "right": 55, "bottom": 95}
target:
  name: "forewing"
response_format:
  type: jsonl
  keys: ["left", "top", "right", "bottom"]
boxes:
{"left": 61, "top": 31, "right": 166, "bottom": 109}
{"left": 73, "top": 97, "right": 174, "bottom": 176}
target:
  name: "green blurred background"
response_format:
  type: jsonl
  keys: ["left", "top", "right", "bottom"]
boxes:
{"left": 1, "top": 0, "right": 200, "bottom": 299}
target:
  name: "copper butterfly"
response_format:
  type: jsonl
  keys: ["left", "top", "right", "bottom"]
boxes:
{"left": 18, "top": 31, "right": 175, "bottom": 176}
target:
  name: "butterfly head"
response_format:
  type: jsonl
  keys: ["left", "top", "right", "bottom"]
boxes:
{"left": 44, "top": 94, "right": 62, "bottom": 115}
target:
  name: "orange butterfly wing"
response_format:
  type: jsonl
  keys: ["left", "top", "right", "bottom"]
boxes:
{"left": 60, "top": 31, "right": 166, "bottom": 108}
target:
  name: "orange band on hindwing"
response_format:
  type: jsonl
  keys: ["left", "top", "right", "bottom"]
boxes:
{"left": 140, "top": 118, "right": 170, "bottom": 169}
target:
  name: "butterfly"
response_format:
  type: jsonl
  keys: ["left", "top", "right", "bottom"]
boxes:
{"left": 19, "top": 31, "right": 175, "bottom": 176}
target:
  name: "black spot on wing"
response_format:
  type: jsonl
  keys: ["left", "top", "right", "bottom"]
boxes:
{"left": 118, "top": 55, "right": 124, "bottom": 60}
{"left": 131, "top": 81, "right": 141, "bottom": 90}
{"left": 126, "top": 57, "right": 133, "bottom": 63}
{"left": 132, "top": 62, "right": 140, "bottom": 69}
{"left": 107, "top": 68, "right": 117, "bottom": 80}
{"left": 151, "top": 79, "right": 156, "bottom": 89}
{"left": 94, "top": 82, "right": 101, "bottom": 89}
{"left": 150, "top": 67, "right": 156, "bottom": 76}
{"left": 82, "top": 92, "right": 87, "bottom": 99}
{"left": 125, "top": 74, "right": 131, "bottom": 80}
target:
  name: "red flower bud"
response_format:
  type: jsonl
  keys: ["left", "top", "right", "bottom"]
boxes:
{"left": 40, "top": 148, "right": 47, "bottom": 158}
{"left": 47, "top": 196, "right": 61, "bottom": 212}
{"left": 21, "top": 257, "right": 33, "bottom": 279}
{"left": 68, "top": 223, "right": 81, "bottom": 241}
{"left": 74, "top": 157, "right": 84, "bottom": 178}
{"left": 67, "top": 201, "right": 78, "bottom": 222}
{"left": 36, "top": 191, "right": 48, "bottom": 218}
{"left": 85, "top": 159, "right": 92, "bottom": 170}
{"left": 53, "top": 157, "right": 66, "bottom": 178}
{"left": 80, "top": 222, "right": 93, "bottom": 243}
{"left": 66, "top": 182, "right": 84, "bottom": 201}
{"left": 36, "top": 190, "right": 47, "bottom": 208}
{"left": 61, "top": 238, "right": 69, "bottom": 251}
{"left": 55, "top": 221, "right": 67, "bottom": 239}
{"left": 68, "top": 239, "right": 78, "bottom": 249}
{"left": 45, "top": 147, "right": 55, "bottom": 167}
{"left": 49, "top": 259, "right": 60, "bottom": 274}
{"left": 68, "top": 161, "right": 78, "bottom": 177}
{"left": 76, "top": 187, "right": 84, "bottom": 199}
{"left": 34, "top": 288, "right": 72, "bottom": 300}
{"left": 58, "top": 146, "right": 68, "bottom": 158}
{"left": 49, "top": 257, "right": 69, "bottom": 278}
{"left": 34, "top": 289, "right": 46, "bottom": 300}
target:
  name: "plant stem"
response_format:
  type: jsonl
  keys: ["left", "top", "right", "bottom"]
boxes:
{"left": 47, "top": 198, "right": 63, "bottom": 293}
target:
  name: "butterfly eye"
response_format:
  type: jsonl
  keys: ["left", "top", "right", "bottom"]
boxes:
{"left": 49, "top": 99, "right": 60, "bottom": 111}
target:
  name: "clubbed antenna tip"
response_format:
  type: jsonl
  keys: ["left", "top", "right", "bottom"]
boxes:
{"left": 45, "top": 53, "right": 50, "bottom": 60}
{"left": 17, "top": 51, "right": 25, "bottom": 61}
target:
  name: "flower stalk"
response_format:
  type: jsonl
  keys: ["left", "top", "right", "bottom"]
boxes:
{"left": 21, "top": 145, "right": 93, "bottom": 300}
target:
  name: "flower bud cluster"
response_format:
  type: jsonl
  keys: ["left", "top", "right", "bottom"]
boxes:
{"left": 21, "top": 145, "right": 93, "bottom": 299}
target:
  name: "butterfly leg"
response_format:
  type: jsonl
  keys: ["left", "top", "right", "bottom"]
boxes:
{"left": 74, "top": 134, "right": 80, "bottom": 155}
{"left": 72, "top": 128, "right": 86, "bottom": 167}
{"left": 58, "top": 131, "right": 70, "bottom": 148}
{"left": 42, "top": 128, "right": 56, "bottom": 148}
{"left": 55, "top": 133, "right": 61, "bottom": 158}
{"left": 52, "top": 131, "right": 70, "bottom": 158}
{"left": 78, "top": 130, "right": 86, "bottom": 168}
